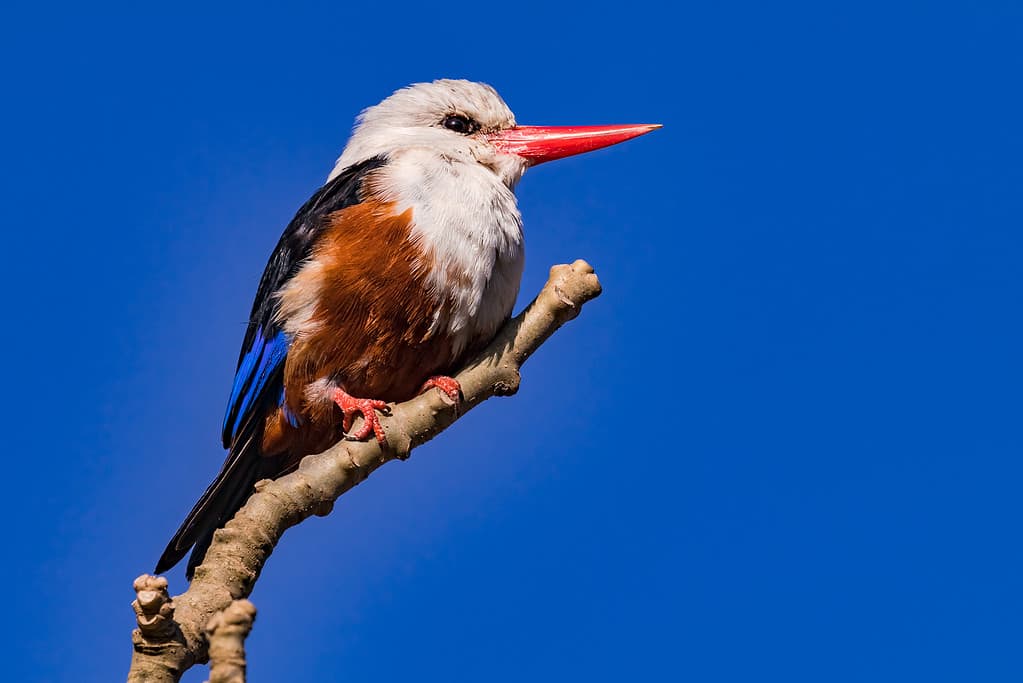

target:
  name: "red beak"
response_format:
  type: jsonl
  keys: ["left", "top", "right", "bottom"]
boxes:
{"left": 487, "top": 123, "right": 661, "bottom": 165}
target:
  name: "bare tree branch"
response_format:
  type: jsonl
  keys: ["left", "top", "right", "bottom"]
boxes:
{"left": 127, "top": 260, "right": 602, "bottom": 682}
{"left": 204, "top": 600, "right": 257, "bottom": 683}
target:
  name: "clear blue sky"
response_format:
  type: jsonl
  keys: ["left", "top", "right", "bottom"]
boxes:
{"left": 2, "top": 2, "right": 1021, "bottom": 681}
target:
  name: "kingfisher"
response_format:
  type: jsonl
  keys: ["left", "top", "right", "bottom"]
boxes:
{"left": 156, "top": 79, "right": 659, "bottom": 577}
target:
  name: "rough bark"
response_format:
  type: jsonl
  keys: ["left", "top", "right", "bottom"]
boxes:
{"left": 128, "top": 260, "right": 602, "bottom": 682}
{"left": 204, "top": 600, "right": 256, "bottom": 683}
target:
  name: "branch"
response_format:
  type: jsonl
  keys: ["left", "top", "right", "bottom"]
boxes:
{"left": 205, "top": 600, "right": 257, "bottom": 683}
{"left": 128, "top": 260, "right": 602, "bottom": 682}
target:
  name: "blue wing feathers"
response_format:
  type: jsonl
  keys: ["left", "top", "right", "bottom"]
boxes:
{"left": 222, "top": 327, "right": 290, "bottom": 445}
{"left": 223, "top": 327, "right": 266, "bottom": 432}
{"left": 279, "top": 385, "right": 301, "bottom": 427}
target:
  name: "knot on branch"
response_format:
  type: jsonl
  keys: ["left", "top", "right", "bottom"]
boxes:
{"left": 205, "top": 600, "right": 257, "bottom": 683}
{"left": 132, "top": 574, "right": 176, "bottom": 641}
{"left": 547, "top": 260, "right": 602, "bottom": 315}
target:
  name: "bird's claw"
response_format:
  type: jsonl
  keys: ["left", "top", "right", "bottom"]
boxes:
{"left": 419, "top": 376, "right": 462, "bottom": 412}
{"left": 332, "top": 389, "right": 389, "bottom": 444}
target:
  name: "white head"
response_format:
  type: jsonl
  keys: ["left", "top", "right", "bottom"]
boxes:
{"left": 321, "top": 80, "right": 658, "bottom": 361}
{"left": 330, "top": 79, "right": 527, "bottom": 188}
{"left": 329, "top": 79, "right": 660, "bottom": 190}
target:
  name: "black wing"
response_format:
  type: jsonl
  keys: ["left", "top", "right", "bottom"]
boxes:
{"left": 155, "top": 156, "right": 386, "bottom": 577}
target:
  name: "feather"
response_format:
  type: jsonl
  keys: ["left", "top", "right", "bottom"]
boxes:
{"left": 220, "top": 155, "right": 387, "bottom": 447}
{"left": 156, "top": 155, "right": 386, "bottom": 577}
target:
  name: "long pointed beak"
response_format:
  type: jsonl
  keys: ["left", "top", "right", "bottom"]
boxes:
{"left": 487, "top": 123, "right": 661, "bottom": 165}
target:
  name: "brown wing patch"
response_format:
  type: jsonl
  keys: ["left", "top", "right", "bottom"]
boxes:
{"left": 280, "top": 199, "right": 459, "bottom": 425}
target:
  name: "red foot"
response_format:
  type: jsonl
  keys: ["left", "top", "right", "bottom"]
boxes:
{"left": 419, "top": 376, "right": 462, "bottom": 411}
{"left": 332, "top": 388, "right": 389, "bottom": 444}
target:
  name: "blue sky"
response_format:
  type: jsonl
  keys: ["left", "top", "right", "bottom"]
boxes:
{"left": 2, "top": 2, "right": 1021, "bottom": 681}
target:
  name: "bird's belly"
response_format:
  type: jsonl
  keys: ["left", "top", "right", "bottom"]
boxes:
{"left": 301, "top": 274, "right": 514, "bottom": 403}
{"left": 278, "top": 195, "right": 522, "bottom": 427}
{"left": 286, "top": 284, "right": 461, "bottom": 407}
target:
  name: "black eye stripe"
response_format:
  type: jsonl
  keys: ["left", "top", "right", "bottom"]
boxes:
{"left": 442, "top": 114, "right": 479, "bottom": 135}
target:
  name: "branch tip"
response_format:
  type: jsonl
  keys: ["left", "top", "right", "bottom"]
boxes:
{"left": 132, "top": 574, "right": 177, "bottom": 641}
{"left": 205, "top": 600, "right": 257, "bottom": 683}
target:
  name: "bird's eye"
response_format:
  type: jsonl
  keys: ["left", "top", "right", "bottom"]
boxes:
{"left": 442, "top": 114, "right": 477, "bottom": 135}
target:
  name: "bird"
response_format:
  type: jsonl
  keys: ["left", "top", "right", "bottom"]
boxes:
{"left": 156, "top": 79, "right": 659, "bottom": 578}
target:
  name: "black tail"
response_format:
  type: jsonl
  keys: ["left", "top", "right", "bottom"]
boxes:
{"left": 155, "top": 435, "right": 277, "bottom": 579}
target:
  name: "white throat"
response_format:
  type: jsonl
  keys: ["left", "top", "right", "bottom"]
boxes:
{"left": 371, "top": 149, "right": 526, "bottom": 358}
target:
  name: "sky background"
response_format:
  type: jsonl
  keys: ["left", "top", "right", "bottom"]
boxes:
{"left": 2, "top": 1, "right": 1021, "bottom": 681}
